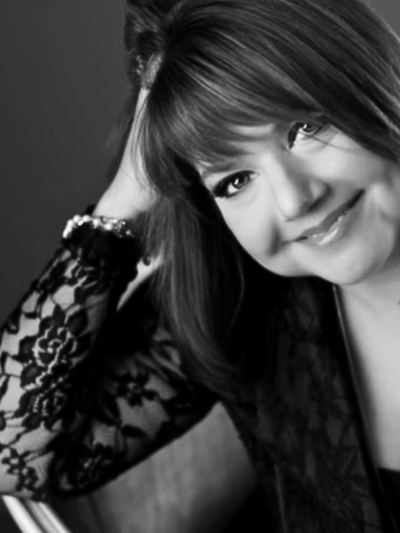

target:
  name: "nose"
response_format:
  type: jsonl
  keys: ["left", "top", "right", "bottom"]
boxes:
{"left": 266, "top": 155, "right": 327, "bottom": 221}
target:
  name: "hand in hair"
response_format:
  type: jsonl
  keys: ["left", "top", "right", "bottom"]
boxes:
{"left": 94, "top": 87, "right": 156, "bottom": 222}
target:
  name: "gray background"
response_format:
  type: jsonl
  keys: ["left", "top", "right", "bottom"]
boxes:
{"left": 0, "top": 0, "right": 126, "bottom": 321}
{"left": 0, "top": 0, "right": 399, "bottom": 323}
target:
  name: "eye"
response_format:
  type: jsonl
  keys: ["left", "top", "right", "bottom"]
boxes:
{"left": 288, "top": 120, "right": 328, "bottom": 148}
{"left": 212, "top": 171, "right": 254, "bottom": 199}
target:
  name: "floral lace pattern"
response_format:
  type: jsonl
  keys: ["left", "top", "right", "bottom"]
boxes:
{"left": 0, "top": 246, "right": 215, "bottom": 500}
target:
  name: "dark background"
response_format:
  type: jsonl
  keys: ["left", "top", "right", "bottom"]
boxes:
{"left": 0, "top": 0, "right": 126, "bottom": 322}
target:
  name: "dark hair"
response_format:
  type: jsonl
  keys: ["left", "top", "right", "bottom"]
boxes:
{"left": 119, "top": 0, "right": 400, "bottom": 397}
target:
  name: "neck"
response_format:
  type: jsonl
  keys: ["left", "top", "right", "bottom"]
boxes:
{"left": 339, "top": 250, "right": 400, "bottom": 314}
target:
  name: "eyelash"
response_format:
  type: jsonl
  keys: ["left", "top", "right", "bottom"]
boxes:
{"left": 213, "top": 171, "right": 254, "bottom": 199}
{"left": 287, "top": 120, "right": 327, "bottom": 148}
{"left": 212, "top": 120, "right": 328, "bottom": 200}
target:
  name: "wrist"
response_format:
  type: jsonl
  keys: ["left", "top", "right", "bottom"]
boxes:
{"left": 61, "top": 208, "right": 145, "bottom": 282}
{"left": 93, "top": 169, "right": 153, "bottom": 222}
{"left": 92, "top": 196, "right": 137, "bottom": 222}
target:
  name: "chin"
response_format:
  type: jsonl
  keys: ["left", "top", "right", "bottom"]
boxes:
{"left": 312, "top": 248, "right": 392, "bottom": 287}
{"left": 252, "top": 234, "right": 396, "bottom": 286}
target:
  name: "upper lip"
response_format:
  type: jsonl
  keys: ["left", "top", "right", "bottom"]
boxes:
{"left": 294, "top": 191, "right": 364, "bottom": 241}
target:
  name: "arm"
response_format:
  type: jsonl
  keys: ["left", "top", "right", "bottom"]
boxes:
{"left": 49, "top": 267, "right": 217, "bottom": 499}
{"left": 0, "top": 224, "right": 215, "bottom": 502}
{"left": 0, "top": 89, "right": 216, "bottom": 501}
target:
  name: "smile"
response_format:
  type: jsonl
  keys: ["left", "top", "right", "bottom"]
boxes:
{"left": 295, "top": 191, "right": 364, "bottom": 247}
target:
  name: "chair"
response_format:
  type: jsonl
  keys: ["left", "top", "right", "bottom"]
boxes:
{"left": 3, "top": 405, "right": 256, "bottom": 533}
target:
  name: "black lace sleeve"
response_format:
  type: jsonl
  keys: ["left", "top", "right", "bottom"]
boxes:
{"left": 0, "top": 238, "right": 216, "bottom": 501}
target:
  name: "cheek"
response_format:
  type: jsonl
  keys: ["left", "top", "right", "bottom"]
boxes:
{"left": 220, "top": 205, "right": 305, "bottom": 276}
{"left": 217, "top": 200, "right": 279, "bottom": 259}
{"left": 321, "top": 137, "right": 391, "bottom": 188}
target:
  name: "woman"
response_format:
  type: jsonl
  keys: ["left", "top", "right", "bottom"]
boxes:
{"left": 1, "top": 0, "right": 400, "bottom": 530}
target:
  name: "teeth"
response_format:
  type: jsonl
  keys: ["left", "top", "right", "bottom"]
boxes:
{"left": 309, "top": 224, "right": 341, "bottom": 245}
{"left": 307, "top": 210, "right": 348, "bottom": 242}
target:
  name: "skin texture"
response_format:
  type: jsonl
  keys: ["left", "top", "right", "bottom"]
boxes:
{"left": 94, "top": 89, "right": 154, "bottom": 221}
{"left": 200, "top": 121, "right": 400, "bottom": 292}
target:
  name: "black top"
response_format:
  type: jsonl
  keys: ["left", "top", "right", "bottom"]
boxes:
{"left": 378, "top": 468, "right": 400, "bottom": 532}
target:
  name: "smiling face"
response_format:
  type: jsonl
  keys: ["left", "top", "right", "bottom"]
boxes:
{"left": 199, "top": 121, "right": 400, "bottom": 286}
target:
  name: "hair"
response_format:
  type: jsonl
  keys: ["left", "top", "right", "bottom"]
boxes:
{"left": 116, "top": 0, "right": 400, "bottom": 398}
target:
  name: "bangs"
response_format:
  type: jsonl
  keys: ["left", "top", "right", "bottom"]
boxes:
{"left": 137, "top": 0, "right": 400, "bottom": 196}
{"left": 142, "top": 46, "right": 322, "bottom": 174}
{"left": 137, "top": 1, "right": 336, "bottom": 190}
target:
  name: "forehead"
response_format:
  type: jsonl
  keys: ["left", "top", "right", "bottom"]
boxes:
{"left": 198, "top": 123, "right": 279, "bottom": 179}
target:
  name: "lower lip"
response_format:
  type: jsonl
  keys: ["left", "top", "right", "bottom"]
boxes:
{"left": 299, "top": 193, "right": 364, "bottom": 248}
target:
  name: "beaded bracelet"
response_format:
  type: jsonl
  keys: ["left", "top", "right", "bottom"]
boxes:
{"left": 62, "top": 213, "right": 135, "bottom": 240}
{"left": 61, "top": 210, "right": 148, "bottom": 281}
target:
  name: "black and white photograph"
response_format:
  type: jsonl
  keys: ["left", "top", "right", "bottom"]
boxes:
{"left": 1, "top": 1, "right": 400, "bottom": 532}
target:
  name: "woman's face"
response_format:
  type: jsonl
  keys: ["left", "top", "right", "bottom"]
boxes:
{"left": 199, "top": 122, "right": 400, "bottom": 286}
